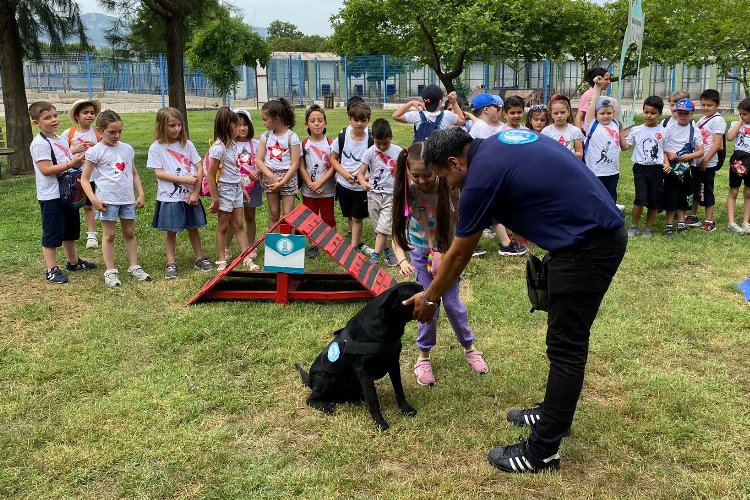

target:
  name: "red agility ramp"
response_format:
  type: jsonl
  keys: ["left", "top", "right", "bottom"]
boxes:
{"left": 185, "top": 205, "right": 395, "bottom": 305}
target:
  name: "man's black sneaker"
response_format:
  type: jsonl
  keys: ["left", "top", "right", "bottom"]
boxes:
{"left": 66, "top": 258, "right": 97, "bottom": 271}
{"left": 507, "top": 403, "right": 543, "bottom": 427}
{"left": 472, "top": 246, "right": 487, "bottom": 257}
{"left": 46, "top": 266, "right": 69, "bottom": 284}
{"left": 487, "top": 439, "right": 560, "bottom": 474}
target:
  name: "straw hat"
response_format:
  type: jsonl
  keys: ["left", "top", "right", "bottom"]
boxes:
{"left": 68, "top": 99, "right": 101, "bottom": 122}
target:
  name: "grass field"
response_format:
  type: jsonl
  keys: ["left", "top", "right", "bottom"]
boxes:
{"left": 1, "top": 108, "right": 749, "bottom": 498}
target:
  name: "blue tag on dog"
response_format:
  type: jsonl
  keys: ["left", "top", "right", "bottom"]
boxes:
{"left": 327, "top": 341, "right": 341, "bottom": 362}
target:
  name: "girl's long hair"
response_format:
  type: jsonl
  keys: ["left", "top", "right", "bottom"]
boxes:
{"left": 154, "top": 107, "right": 187, "bottom": 146}
{"left": 214, "top": 107, "right": 239, "bottom": 146}
{"left": 262, "top": 97, "right": 295, "bottom": 129}
{"left": 392, "top": 142, "right": 454, "bottom": 253}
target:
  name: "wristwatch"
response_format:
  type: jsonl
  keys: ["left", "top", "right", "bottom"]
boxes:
{"left": 422, "top": 292, "right": 440, "bottom": 308}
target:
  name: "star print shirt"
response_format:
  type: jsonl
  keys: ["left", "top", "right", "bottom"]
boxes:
{"left": 147, "top": 140, "right": 201, "bottom": 202}
{"left": 300, "top": 137, "right": 335, "bottom": 198}
{"left": 208, "top": 140, "right": 240, "bottom": 184}
{"left": 331, "top": 126, "right": 370, "bottom": 192}
{"left": 30, "top": 133, "right": 74, "bottom": 201}
{"left": 260, "top": 130, "right": 301, "bottom": 172}
{"left": 583, "top": 120, "right": 621, "bottom": 176}
{"left": 541, "top": 123, "right": 584, "bottom": 154}
{"left": 84, "top": 141, "right": 136, "bottom": 204}
{"left": 625, "top": 124, "right": 665, "bottom": 165}
{"left": 360, "top": 144, "right": 402, "bottom": 194}
{"left": 730, "top": 121, "right": 750, "bottom": 154}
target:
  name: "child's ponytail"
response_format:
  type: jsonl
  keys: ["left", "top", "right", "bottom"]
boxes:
{"left": 392, "top": 146, "right": 413, "bottom": 253}
{"left": 262, "top": 97, "right": 296, "bottom": 129}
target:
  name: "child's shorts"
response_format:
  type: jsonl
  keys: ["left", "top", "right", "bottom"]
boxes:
{"left": 632, "top": 163, "right": 663, "bottom": 209}
{"left": 597, "top": 173, "right": 619, "bottom": 203}
{"left": 40, "top": 198, "right": 80, "bottom": 248}
{"left": 244, "top": 181, "right": 263, "bottom": 208}
{"left": 262, "top": 170, "right": 298, "bottom": 196}
{"left": 691, "top": 166, "right": 715, "bottom": 207}
{"left": 662, "top": 170, "right": 692, "bottom": 212}
{"left": 96, "top": 203, "right": 136, "bottom": 222}
{"left": 368, "top": 192, "right": 393, "bottom": 235}
{"left": 336, "top": 183, "right": 369, "bottom": 220}
{"left": 152, "top": 200, "right": 207, "bottom": 232}
{"left": 729, "top": 150, "right": 750, "bottom": 188}
{"left": 218, "top": 182, "right": 244, "bottom": 212}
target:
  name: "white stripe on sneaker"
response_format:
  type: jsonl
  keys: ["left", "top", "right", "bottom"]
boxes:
{"left": 522, "top": 456, "right": 535, "bottom": 470}
{"left": 542, "top": 453, "right": 560, "bottom": 463}
{"left": 509, "top": 457, "right": 519, "bottom": 472}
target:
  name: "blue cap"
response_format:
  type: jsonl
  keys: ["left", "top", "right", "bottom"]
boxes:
{"left": 471, "top": 93, "right": 496, "bottom": 110}
{"left": 492, "top": 95, "right": 504, "bottom": 107}
{"left": 595, "top": 97, "right": 614, "bottom": 111}
{"left": 675, "top": 98, "right": 694, "bottom": 112}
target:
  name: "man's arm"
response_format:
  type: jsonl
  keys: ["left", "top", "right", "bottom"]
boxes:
{"left": 404, "top": 231, "right": 482, "bottom": 322}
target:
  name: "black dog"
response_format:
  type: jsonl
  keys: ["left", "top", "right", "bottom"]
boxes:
{"left": 295, "top": 282, "right": 423, "bottom": 431}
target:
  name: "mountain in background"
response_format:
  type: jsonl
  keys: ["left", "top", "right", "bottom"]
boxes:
{"left": 77, "top": 13, "right": 267, "bottom": 48}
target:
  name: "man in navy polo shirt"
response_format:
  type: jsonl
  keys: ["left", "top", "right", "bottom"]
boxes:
{"left": 404, "top": 128, "right": 626, "bottom": 473}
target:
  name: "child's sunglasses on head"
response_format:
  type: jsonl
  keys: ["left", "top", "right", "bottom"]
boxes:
{"left": 530, "top": 104, "right": 548, "bottom": 111}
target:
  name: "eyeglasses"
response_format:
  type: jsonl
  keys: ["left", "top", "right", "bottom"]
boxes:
{"left": 530, "top": 104, "right": 548, "bottom": 111}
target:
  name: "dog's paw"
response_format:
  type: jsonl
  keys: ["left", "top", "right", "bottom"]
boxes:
{"left": 399, "top": 403, "right": 417, "bottom": 417}
{"left": 374, "top": 419, "right": 390, "bottom": 432}
{"left": 322, "top": 403, "right": 336, "bottom": 415}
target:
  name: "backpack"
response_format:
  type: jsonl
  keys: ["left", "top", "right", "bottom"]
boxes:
{"left": 669, "top": 122, "right": 695, "bottom": 180}
{"left": 697, "top": 114, "right": 727, "bottom": 170}
{"left": 413, "top": 111, "right": 444, "bottom": 142}
{"left": 582, "top": 119, "right": 619, "bottom": 165}
{"left": 662, "top": 116, "right": 671, "bottom": 128}
{"left": 201, "top": 141, "right": 226, "bottom": 197}
{"left": 526, "top": 253, "right": 551, "bottom": 313}
{"left": 337, "top": 126, "right": 374, "bottom": 158}
{"left": 41, "top": 134, "right": 87, "bottom": 209}
{"left": 300, "top": 137, "right": 333, "bottom": 189}
{"left": 67, "top": 126, "right": 101, "bottom": 146}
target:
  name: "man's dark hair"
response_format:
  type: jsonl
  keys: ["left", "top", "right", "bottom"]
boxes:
{"left": 425, "top": 128, "right": 473, "bottom": 168}
{"left": 643, "top": 95, "right": 664, "bottom": 114}
{"left": 700, "top": 89, "right": 721, "bottom": 105}
{"left": 371, "top": 118, "right": 392, "bottom": 140}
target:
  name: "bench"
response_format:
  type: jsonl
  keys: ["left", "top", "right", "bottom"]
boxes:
{"left": 0, "top": 125, "right": 15, "bottom": 179}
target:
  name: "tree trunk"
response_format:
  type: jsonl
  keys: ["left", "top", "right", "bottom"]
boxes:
{"left": 431, "top": 67, "right": 456, "bottom": 94}
{"left": 164, "top": 13, "right": 189, "bottom": 137}
{"left": 0, "top": 3, "right": 34, "bottom": 175}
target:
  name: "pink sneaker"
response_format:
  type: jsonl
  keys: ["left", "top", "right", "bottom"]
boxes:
{"left": 465, "top": 349, "right": 489, "bottom": 374}
{"left": 413, "top": 359, "right": 435, "bottom": 386}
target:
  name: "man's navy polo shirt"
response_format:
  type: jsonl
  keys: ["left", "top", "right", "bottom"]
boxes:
{"left": 455, "top": 131, "right": 623, "bottom": 251}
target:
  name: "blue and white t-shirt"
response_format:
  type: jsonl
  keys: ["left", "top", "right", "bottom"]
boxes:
{"left": 584, "top": 121, "right": 621, "bottom": 176}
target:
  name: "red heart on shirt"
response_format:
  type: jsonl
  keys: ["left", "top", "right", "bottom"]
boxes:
{"left": 114, "top": 161, "right": 125, "bottom": 172}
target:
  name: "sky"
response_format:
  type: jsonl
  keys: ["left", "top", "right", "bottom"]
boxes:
{"left": 75, "top": 0, "right": 344, "bottom": 36}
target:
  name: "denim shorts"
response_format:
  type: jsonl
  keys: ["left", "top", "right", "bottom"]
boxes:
{"left": 218, "top": 182, "right": 244, "bottom": 212}
{"left": 152, "top": 200, "right": 207, "bottom": 232}
{"left": 96, "top": 203, "right": 136, "bottom": 221}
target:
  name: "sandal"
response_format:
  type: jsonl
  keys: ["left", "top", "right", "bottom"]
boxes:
{"left": 215, "top": 260, "right": 227, "bottom": 272}
{"left": 243, "top": 258, "right": 261, "bottom": 272}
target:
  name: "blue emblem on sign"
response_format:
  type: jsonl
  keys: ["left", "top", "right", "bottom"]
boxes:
{"left": 327, "top": 341, "right": 341, "bottom": 362}
{"left": 498, "top": 129, "right": 539, "bottom": 145}
{"left": 275, "top": 237, "right": 295, "bottom": 256}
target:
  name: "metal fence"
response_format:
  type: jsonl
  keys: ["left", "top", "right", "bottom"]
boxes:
{"left": 1, "top": 51, "right": 747, "bottom": 112}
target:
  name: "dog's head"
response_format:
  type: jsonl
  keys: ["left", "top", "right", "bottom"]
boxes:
{"left": 346, "top": 282, "right": 424, "bottom": 340}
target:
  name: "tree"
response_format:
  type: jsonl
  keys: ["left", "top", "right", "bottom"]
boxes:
{"left": 100, "top": 0, "right": 206, "bottom": 136}
{"left": 267, "top": 20, "right": 302, "bottom": 40}
{"left": 330, "top": 0, "right": 519, "bottom": 93}
{"left": 266, "top": 20, "right": 330, "bottom": 53}
{"left": 187, "top": 17, "right": 271, "bottom": 106}
{"left": 0, "top": 0, "right": 86, "bottom": 175}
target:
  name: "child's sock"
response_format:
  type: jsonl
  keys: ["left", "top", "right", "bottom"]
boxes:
{"left": 87, "top": 231, "right": 96, "bottom": 239}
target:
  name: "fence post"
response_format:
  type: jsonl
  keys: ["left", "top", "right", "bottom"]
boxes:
{"left": 288, "top": 55, "right": 293, "bottom": 99}
{"left": 85, "top": 51, "right": 93, "bottom": 99}
{"left": 245, "top": 65, "right": 250, "bottom": 100}
{"left": 543, "top": 58, "right": 550, "bottom": 104}
{"left": 298, "top": 54, "right": 304, "bottom": 105}
{"left": 382, "top": 55, "right": 387, "bottom": 105}
{"left": 344, "top": 56, "right": 349, "bottom": 103}
{"left": 314, "top": 58, "right": 319, "bottom": 100}
{"left": 671, "top": 66, "right": 676, "bottom": 93}
{"left": 731, "top": 67, "right": 737, "bottom": 109}
{"left": 159, "top": 53, "right": 166, "bottom": 108}
{"left": 484, "top": 63, "right": 489, "bottom": 90}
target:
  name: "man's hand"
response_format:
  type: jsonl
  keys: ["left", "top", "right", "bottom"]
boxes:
{"left": 403, "top": 291, "right": 438, "bottom": 323}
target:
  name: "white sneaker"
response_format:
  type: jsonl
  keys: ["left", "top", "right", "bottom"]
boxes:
{"left": 128, "top": 266, "right": 151, "bottom": 281}
{"left": 104, "top": 270, "right": 121, "bottom": 287}
{"left": 357, "top": 243, "right": 374, "bottom": 256}
{"left": 86, "top": 236, "right": 99, "bottom": 248}
{"left": 742, "top": 222, "right": 750, "bottom": 234}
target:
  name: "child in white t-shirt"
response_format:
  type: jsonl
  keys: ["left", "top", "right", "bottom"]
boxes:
{"left": 584, "top": 76, "right": 622, "bottom": 203}
{"left": 256, "top": 97, "right": 301, "bottom": 231}
{"left": 662, "top": 98, "right": 705, "bottom": 236}
{"left": 541, "top": 95, "right": 584, "bottom": 159}
{"left": 503, "top": 96, "right": 528, "bottom": 130}
{"left": 621, "top": 96, "right": 667, "bottom": 239}
{"left": 80, "top": 110, "right": 150, "bottom": 287}
{"left": 28, "top": 101, "right": 95, "bottom": 284}
{"left": 469, "top": 93, "right": 507, "bottom": 139}
{"left": 686, "top": 89, "right": 726, "bottom": 231}
{"left": 147, "top": 107, "right": 212, "bottom": 278}
{"left": 392, "top": 84, "right": 464, "bottom": 142}
{"left": 299, "top": 104, "right": 336, "bottom": 259}
{"left": 63, "top": 98, "right": 102, "bottom": 248}
{"left": 357, "top": 118, "right": 401, "bottom": 267}
{"left": 726, "top": 98, "right": 750, "bottom": 233}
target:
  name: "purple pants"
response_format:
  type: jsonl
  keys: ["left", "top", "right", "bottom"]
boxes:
{"left": 411, "top": 249, "right": 475, "bottom": 352}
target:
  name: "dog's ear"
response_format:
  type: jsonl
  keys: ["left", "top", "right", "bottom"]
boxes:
{"left": 381, "top": 282, "right": 423, "bottom": 320}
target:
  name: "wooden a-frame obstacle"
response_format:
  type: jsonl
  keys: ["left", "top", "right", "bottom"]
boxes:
{"left": 185, "top": 205, "right": 396, "bottom": 305}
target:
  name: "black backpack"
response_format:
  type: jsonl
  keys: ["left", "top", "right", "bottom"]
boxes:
{"left": 337, "top": 127, "right": 374, "bottom": 157}
{"left": 413, "top": 111, "right": 444, "bottom": 142}
{"left": 697, "top": 114, "right": 727, "bottom": 170}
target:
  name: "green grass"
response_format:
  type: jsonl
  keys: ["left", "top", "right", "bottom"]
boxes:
{"left": 2, "top": 109, "right": 750, "bottom": 498}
